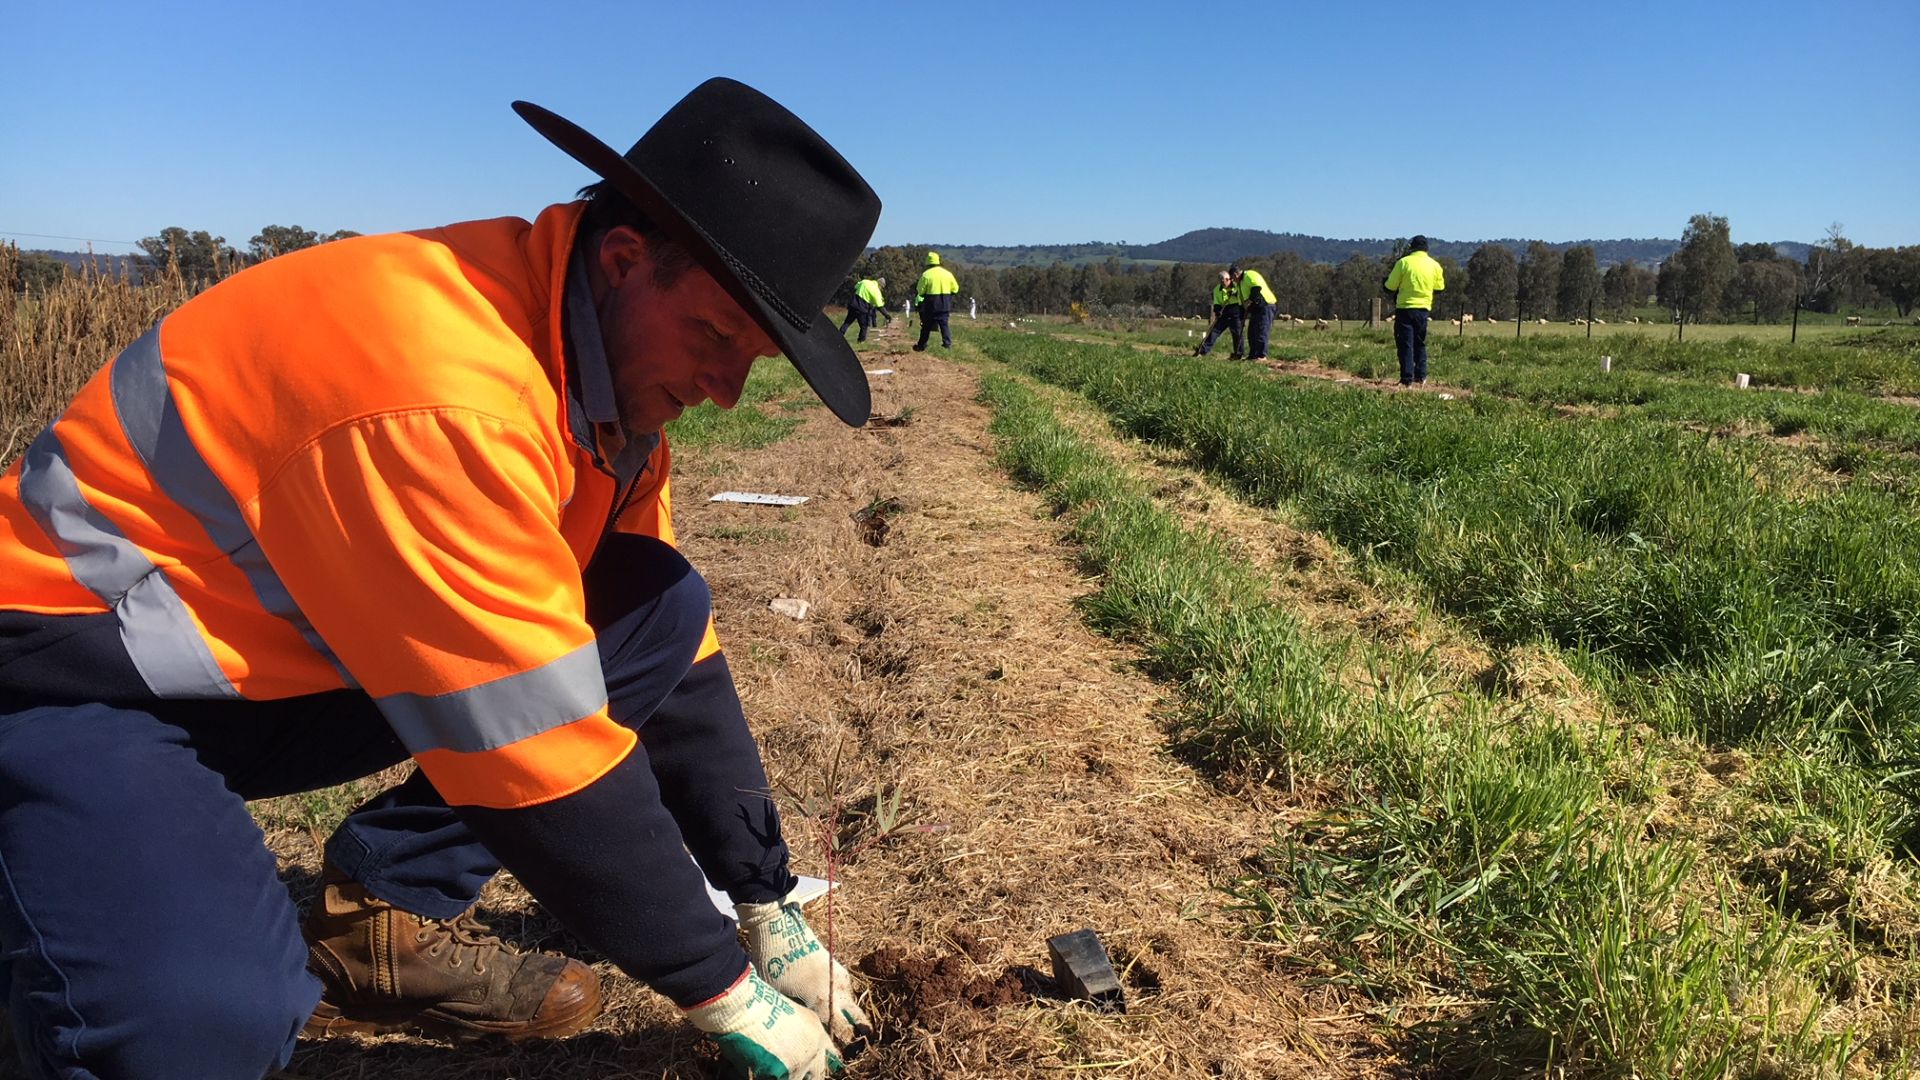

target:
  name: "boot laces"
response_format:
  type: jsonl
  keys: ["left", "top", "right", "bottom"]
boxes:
{"left": 413, "top": 910, "right": 502, "bottom": 974}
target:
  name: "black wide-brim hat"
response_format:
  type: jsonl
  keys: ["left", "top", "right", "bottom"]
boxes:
{"left": 514, "top": 79, "right": 881, "bottom": 426}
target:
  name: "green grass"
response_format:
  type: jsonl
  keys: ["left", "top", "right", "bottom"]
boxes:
{"left": 1279, "top": 331, "right": 1920, "bottom": 458}
{"left": 980, "top": 330, "right": 1920, "bottom": 862}
{"left": 664, "top": 355, "right": 812, "bottom": 449}
{"left": 977, "top": 369, "right": 1886, "bottom": 1076}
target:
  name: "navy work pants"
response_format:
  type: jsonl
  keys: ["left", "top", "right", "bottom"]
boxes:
{"left": 0, "top": 534, "right": 779, "bottom": 1079}
{"left": 1245, "top": 303, "right": 1274, "bottom": 359}
{"left": 1196, "top": 305, "right": 1244, "bottom": 357}
{"left": 915, "top": 303, "right": 952, "bottom": 349}
{"left": 1394, "top": 307, "right": 1430, "bottom": 383}
{"left": 839, "top": 300, "right": 875, "bottom": 342}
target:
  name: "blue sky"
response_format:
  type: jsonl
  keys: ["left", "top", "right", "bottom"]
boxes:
{"left": 3, "top": 0, "right": 1915, "bottom": 253}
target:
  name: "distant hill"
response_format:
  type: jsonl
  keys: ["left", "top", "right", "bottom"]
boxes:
{"left": 917, "top": 230, "right": 1815, "bottom": 269}
{"left": 921, "top": 242, "right": 1139, "bottom": 268}
{"left": 1127, "top": 228, "right": 1677, "bottom": 268}
{"left": 26, "top": 248, "right": 143, "bottom": 280}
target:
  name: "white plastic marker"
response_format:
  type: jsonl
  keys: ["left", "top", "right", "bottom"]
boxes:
{"left": 864, "top": 368, "right": 895, "bottom": 376}
{"left": 697, "top": 856, "right": 835, "bottom": 917}
{"left": 768, "top": 597, "right": 811, "bottom": 620}
{"left": 1601, "top": 355, "right": 1613, "bottom": 372}
{"left": 711, "top": 492, "right": 809, "bottom": 506}
{"left": 1735, "top": 373, "right": 1751, "bottom": 389}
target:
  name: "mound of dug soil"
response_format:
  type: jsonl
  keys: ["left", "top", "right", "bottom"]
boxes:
{"left": 859, "top": 944, "right": 1029, "bottom": 1027}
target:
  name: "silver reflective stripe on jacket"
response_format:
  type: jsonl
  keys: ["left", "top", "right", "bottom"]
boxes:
{"left": 16, "top": 425, "right": 237, "bottom": 698}
{"left": 376, "top": 640, "right": 608, "bottom": 755}
{"left": 107, "top": 325, "right": 353, "bottom": 685}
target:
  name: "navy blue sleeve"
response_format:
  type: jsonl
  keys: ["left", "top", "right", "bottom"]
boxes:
{"left": 457, "top": 745, "right": 749, "bottom": 1008}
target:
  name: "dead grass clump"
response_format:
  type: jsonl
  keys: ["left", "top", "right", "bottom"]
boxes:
{"left": 1, "top": 244, "right": 191, "bottom": 467}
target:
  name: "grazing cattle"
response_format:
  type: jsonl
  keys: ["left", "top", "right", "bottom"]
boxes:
{"left": 1845, "top": 315, "right": 1862, "bottom": 326}
{"left": 1313, "top": 319, "right": 1330, "bottom": 330}
{"left": 1450, "top": 318, "right": 1461, "bottom": 327}
{"left": 1487, "top": 317, "right": 1502, "bottom": 323}
{"left": 1461, "top": 313, "right": 1474, "bottom": 323}
{"left": 1594, "top": 318, "right": 1606, "bottom": 325}
{"left": 1571, "top": 318, "right": 1587, "bottom": 326}
{"left": 1537, "top": 318, "right": 1548, "bottom": 325}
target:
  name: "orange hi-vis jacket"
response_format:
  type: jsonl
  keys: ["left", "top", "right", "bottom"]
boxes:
{"left": 0, "top": 201, "right": 717, "bottom": 810}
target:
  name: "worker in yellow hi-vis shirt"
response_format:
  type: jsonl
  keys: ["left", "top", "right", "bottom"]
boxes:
{"left": 912, "top": 251, "right": 960, "bottom": 351}
{"left": 840, "top": 274, "right": 886, "bottom": 342}
{"left": 1383, "top": 235, "right": 1446, "bottom": 386}
{"left": 1193, "top": 270, "right": 1244, "bottom": 359}
{"left": 1231, "top": 264, "right": 1276, "bottom": 362}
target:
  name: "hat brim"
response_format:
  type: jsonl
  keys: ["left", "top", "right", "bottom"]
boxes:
{"left": 513, "top": 100, "right": 871, "bottom": 427}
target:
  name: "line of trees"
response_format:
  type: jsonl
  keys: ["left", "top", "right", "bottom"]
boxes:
{"left": 18, "top": 212, "right": 1917, "bottom": 323}
{"left": 855, "top": 217, "right": 1917, "bottom": 324}
{"left": 130, "top": 224, "right": 362, "bottom": 285}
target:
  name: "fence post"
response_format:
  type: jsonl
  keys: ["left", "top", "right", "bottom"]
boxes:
{"left": 1791, "top": 296, "right": 1801, "bottom": 344}
{"left": 1587, "top": 296, "right": 1594, "bottom": 339}
{"left": 1369, "top": 297, "right": 1381, "bottom": 329}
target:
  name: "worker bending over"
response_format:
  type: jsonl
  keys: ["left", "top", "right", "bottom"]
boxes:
{"left": 1193, "top": 269, "right": 1245, "bottom": 359}
{"left": 1232, "top": 263, "right": 1277, "bottom": 362}
{"left": 0, "top": 79, "right": 876, "bottom": 1080}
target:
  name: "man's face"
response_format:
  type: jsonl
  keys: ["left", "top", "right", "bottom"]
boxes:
{"left": 593, "top": 227, "right": 780, "bottom": 438}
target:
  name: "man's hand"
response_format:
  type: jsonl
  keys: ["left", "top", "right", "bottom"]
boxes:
{"left": 736, "top": 896, "right": 875, "bottom": 1055}
{"left": 684, "top": 968, "right": 841, "bottom": 1080}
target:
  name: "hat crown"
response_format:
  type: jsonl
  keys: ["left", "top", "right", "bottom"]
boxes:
{"left": 513, "top": 79, "right": 881, "bottom": 425}
{"left": 624, "top": 79, "right": 878, "bottom": 327}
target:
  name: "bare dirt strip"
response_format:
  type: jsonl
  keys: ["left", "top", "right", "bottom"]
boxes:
{"left": 263, "top": 328, "right": 1396, "bottom": 1079}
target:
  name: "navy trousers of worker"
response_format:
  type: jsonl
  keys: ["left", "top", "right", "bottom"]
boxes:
{"left": 1394, "top": 307, "right": 1430, "bottom": 383}
{"left": 1196, "top": 305, "right": 1243, "bottom": 357}
{"left": 0, "top": 534, "right": 780, "bottom": 1080}
{"left": 915, "top": 302, "right": 952, "bottom": 349}
{"left": 838, "top": 299, "right": 875, "bottom": 342}
{"left": 1244, "top": 303, "right": 1274, "bottom": 359}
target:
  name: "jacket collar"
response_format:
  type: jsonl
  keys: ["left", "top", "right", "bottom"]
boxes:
{"left": 560, "top": 224, "right": 658, "bottom": 488}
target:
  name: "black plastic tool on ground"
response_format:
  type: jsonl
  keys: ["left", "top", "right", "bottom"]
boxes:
{"left": 1046, "top": 929, "right": 1126, "bottom": 1013}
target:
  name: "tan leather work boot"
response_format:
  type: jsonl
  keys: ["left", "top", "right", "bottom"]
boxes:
{"left": 301, "top": 871, "right": 601, "bottom": 1042}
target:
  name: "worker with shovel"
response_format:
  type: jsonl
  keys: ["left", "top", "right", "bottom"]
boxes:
{"left": 0, "top": 79, "right": 874, "bottom": 1080}
{"left": 1193, "top": 269, "right": 1245, "bottom": 359}
{"left": 841, "top": 274, "right": 887, "bottom": 341}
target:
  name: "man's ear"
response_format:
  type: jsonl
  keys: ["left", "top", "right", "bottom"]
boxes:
{"left": 597, "top": 226, "right": 652, "bottom": 289}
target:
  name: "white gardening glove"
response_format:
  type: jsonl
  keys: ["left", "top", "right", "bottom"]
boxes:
{"left": 683, "top": 967, "right": 840, "bottom": 1080}
{"left": 736, "top": 895, "right": 875, "bottom": 1055}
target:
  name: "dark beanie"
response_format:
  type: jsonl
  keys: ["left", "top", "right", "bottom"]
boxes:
{"left": 1409, "top": 235, "right": 1429, "bottom": 251}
